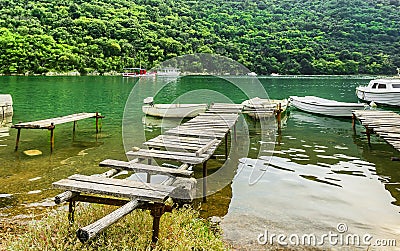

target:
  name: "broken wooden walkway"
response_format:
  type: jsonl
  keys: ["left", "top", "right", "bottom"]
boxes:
{"left": 352, "top": 110, "right": 400, "bottom": 151}
{"left": 12, "top": 112, "right": 104, "bottom": 152}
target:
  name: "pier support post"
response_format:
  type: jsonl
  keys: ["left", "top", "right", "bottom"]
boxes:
{"left": 366, "top": 126, "right": 371, "bottom": 145}
{"left": 73, "top": 121, "right": 77, "bottom": 140}
{"left": 14, "top": 128, "right": 21, "bottom": 151}
{"left": 352, "top": 114, "right": 356, "bottom": 133}
{"left": 202, "top": 160, "right": 207, "bottom": 202}
{"left": 150, "top": 203, "right": 166, "bottom": 244}
{"left": 95, "top": 112, "right": 99, "bottom": 133}
{"left": 224, "top": 134, "right": 228, "bottom": 160}
{"left": 68, "top": 199, "right": 76, "bottom": 224}
{"left": 49, "top": 123, "right": 55, "bottom": 152}
{"left": 276, "top": 103, "right": 282, "bottom": 130}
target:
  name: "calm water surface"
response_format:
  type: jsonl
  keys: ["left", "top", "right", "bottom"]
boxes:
{"left": 0, "top": 76, "right": 399, "bottom": 247}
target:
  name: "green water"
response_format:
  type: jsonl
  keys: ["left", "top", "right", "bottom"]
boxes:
{"left": 1, "top": 76, "right": 399, "bottom": 246}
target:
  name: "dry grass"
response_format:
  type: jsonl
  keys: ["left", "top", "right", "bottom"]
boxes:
{"left": 2, "top": 203, "right": 227, "bottom": 250}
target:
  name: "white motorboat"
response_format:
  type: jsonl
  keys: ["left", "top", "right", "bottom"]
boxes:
{"left": 356, "top": 79, "right": 400, "bottom": 106}
{"left": 142, "top": 97, "right": 207, "bottom": 118}
{"left": 0, "top": 94, "right": 13, "bottom": 119}
{"left": 157, "top": 67, "right": 180, "bottom": 76}
{"left": 247, "top": 72, "right": 257, "bottom": 76}
{"left": 289, "top": 96, "right": 366, "bottom": 117}
{"left": 122, "top": 68, "right": 156, "bottom": 77}
{"left": 242, "top": 97, "right": 288, "bottom": 119}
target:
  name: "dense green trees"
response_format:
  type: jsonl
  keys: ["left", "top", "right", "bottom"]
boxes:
{"left": 0, "top": 0, "right": 398, "bottom": 75}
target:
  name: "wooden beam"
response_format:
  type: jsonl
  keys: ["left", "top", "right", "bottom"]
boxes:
{"left": 77, "top": 200, "right": 142, "bottom": 243}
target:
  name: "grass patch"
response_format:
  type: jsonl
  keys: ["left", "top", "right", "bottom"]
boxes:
{"left": 2, "top": 203, "right": 227, "bottom": 250}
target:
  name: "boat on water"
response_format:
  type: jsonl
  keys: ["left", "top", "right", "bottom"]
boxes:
{"left": 356, "top": 79, "right": 400, "bottom": 106}
{"left": 289, "top": 96, "right": 366, "bottom": 117}
{"left": 0, "top": 94, "right": 13, "bottom": 120}
{"left": 157, "top": 67, "right": 181, "bottom": 77}
{"left": 122, "top": 68, "right": 156, "bottom": 77}
{"left": 247, "top": 72, "right": 257, "bottom": 76}
{"left": 142, "top": 97, "right": 208, "bottom": 118}
{"left": 242, "top": 97, "right": 288, "bottom": 119}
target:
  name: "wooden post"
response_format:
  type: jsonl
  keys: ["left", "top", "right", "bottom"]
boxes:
{"left": 352, "top": 113, "right": 356, "bottom": 132}
{"left": 14, "top": 128, "right": 21, "bottom": 151}
{"left": 147, "top": 158, "right": 152, "bottom": 183}
{"left": 276, "top": 103, "right": 282, "bottom": 129}
{"left": 202, "top": 160, "right": 207, "bottom": 202}
{"left": 224, "top": 134, "right": 228, "bottom": 160}
{"left": 95, "top": 112, "right": 99, "bottom": 133}
{"left": 150, "top": 204, "right": 166, "bottom": 244}
{"left": 366, "top": 126, "right": 371, "bottom": 145}
{"left": 68, "top": 199, "right": 76, "bottom": 224}
{"left": 233, "top": 124, "right": 237, "bottom": 143}
{"left": 73, "top": 121, "right": 77, "bottom": 140}
{"left": 49, "top": 123, "right": 55, "bottom": 152}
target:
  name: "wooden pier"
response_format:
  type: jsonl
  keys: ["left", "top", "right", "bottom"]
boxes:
{"left": 352, "top": 110, "right": 400, "bottom": 151}
{"left": 12, "top": 112, "right": 104, "bottom": 152}
{"left": 52, "top": 103, "right": 242, "bottom": 244}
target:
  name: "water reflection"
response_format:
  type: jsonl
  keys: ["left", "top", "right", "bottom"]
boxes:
{"left": 221, "top": 110, "right": 400, "bottom": 247}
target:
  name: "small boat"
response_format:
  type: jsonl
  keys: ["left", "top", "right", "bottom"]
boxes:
{"left": 247, "top": 72, "right": 257, "bottom": 76}
{"left": 142, "top": 97, "right": 207, "bottom": 118}
{"left": 0, "top": 94, "right": 13, "bottom": 119}
{"left": 289, "top": 96, "right": 366, "bottom": 117}
{"left": 242, "top": 97, "right": 288, "bottom": 119}
{"left": 122, "top": 68, "right": 156, "bottom": 77}
{"left": 157, "top": 67, "right": 181, "bottom": 77}
{"left": 356, "top": 79, "right": 400, "bottom": 106}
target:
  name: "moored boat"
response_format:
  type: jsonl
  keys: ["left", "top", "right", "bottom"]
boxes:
{"left": 289, "top": 96, "right": 366, "bottom": 117}
{"left": 142, "top": 97, "right": 207, "bottom": 118}
{"left": 122, "top": 68, "right": 156, "bottom": 77}
{"left": 242, "top": 97, "right": 288, "bottom": 119}
{"left": 157, "top": 67, "right": 180, "bottom": 76}
{"left": 356, "top": 79, "right": 400, "bottom": 106}
{"left": 0, "top": 94, "right": 13, "bottom": 120}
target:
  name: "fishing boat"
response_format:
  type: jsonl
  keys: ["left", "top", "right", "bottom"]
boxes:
{"left": 142, "top": 97, "right": 207, "bottom": 118}
{"left": 242, "top": 97, "right": 288, "bottom": 119}
{"left": 356, "top": 79, "right": 400, "bottom": 106}
{"left": 0, "top": 94, "right": 13, "bottom": 120}
{"left": 122, "top": 68, "right": 156, "bottom": 77}
{"left": 289, "top": 96, "right": 366, "bottom": 117}
{"left": 157, "top": 67, "right": 181, "bottom": 76}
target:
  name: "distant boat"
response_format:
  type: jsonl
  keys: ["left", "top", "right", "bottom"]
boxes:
{"left": 242, "top": 97, "right": 288, "bottom": 119}
{"left": 247, "top": 72, "right": 257, "bottom": 76}
{"left": 122, "top": 68, "right": 156, "bottom": 77}
{"left": 157, "top": 67, "right": 180, "bottom": 76}
{"left": 142, "top": 97, "right": 207, "bottom": 118}
{"left": 270, "top": 73, "right": 280, "bottom": 76}
{"left": 356, "top": 79, "right": 400, "bottom": 106}
{"left": 289, "top": 96, "right": 366, "bottom": 117}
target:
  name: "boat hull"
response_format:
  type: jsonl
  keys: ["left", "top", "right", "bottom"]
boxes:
{"left": 142, "top": 104, "right": 207, "bottom": 118}
{"left": 289, "top": 96, "right": 365, "bottom": 117}
{"left": 356, "top": 87, "right": 400, "bottom": 106}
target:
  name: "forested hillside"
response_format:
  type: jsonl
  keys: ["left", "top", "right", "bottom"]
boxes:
{"left": 0, "top": 0, "right": 399, "bottom": 75}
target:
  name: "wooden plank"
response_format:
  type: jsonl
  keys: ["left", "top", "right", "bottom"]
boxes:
{"left": 126, "top": 149, "right": 209, "bottom": 164}
{"left": 99, "top": 159, "right": 193, "bottom": 177}
{"left": 13, "top": 113, "right": 99, "bottom": 129}
{"left": 53, "top": 179, "right": 170, "bottom": 202}
{"left": 195, "top": 139, "right": 219, "bottom": 157}
{"left": 68, "top": 174, "right": 175, "bottom": 193}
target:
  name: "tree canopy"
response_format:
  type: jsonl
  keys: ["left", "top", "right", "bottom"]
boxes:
{"left": 0, "top": 0, "right": 399, "bottom": 75}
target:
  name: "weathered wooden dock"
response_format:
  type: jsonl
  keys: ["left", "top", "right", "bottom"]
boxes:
{"left": 52, "top": 104, "right": 242, "bottom": 244}
{"left": 12, "top": 112, "right": 104, "bottom": 152}
{"left": 352, "top": 110, "right": 400, "bottom": 151}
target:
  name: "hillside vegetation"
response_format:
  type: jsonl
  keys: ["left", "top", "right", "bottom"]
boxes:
{"left": 0, "top": 0, "right": 399, "bottom": 75}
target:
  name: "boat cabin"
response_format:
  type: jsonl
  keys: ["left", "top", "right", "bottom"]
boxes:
{"left": 367, "top": 79, "right": 400, "bottom": 92}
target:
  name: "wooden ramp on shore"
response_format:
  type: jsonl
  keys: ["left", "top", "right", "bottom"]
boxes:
{"left": 352, "top": 110, "right": 400, "bottom": 151}
{"left": 12, "top": 112, "right": 104, "bottom": 152}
